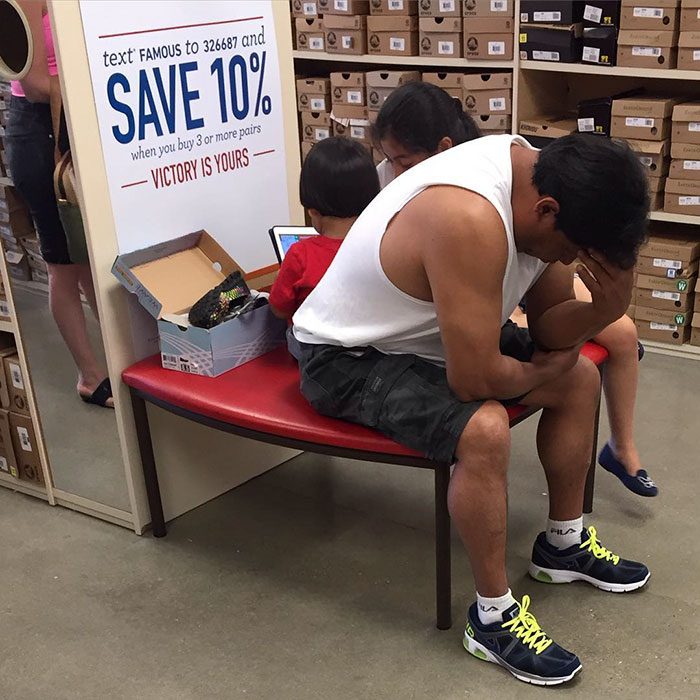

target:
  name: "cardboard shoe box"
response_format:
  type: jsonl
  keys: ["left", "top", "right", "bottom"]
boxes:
{"left": 664, "top": 177, "right": 700, "bottom": 213}
{"left": 324, "top": 14, "right": 368, "bottom": 54}
{"left": 582, "top": 26, "right": 618, "bottom": 64}
{"left": 637, "top": 254, "right": 698, "bottom": 277}
{"left": 519, "top": 23, "right": 583, "bottom": 62}
{"left": 368, "top": 15, "right": 420, "bottom": 55}
{"left": 464, "top": 17, "right": 514, "bottom": 59}
{"left": 635, "top": 284, "right": 694, "bottom": 311}
{"left": 295, "top": 18, "right": 325, "bottom": 52}
{"left": 331, "top": 72, "right": 366, "bottom": 106}
{"left": 519, "top": 114, "right": 578, "bottom": 148}
{"left": 678, "top": 31, "right": 700, "bottom": 68}
{"left": 617, "top": 28, "right": 679, "bottom": 68}
{"left": 422, "top": 71, "right": 465, "bottom": 97}
{"left": 366, "top": 70, "right": 420, "bottom": 110}
{"left": 0, "top": 408, "right": 18, "bottom": 479}
{"left": 627, "top": 139, "right": 671, "bottom": 180}
{"left": 291, "top": 0, "right": 320, "bottom": 18}
{"left": 582, "top": 0, "right": 622, "bottom": 27}
{"left": 681, "top": 0, "right": 700, "bottom": 30}
{"left": 297, "top": 78, "right": 331, "bottom": 113}
{"left": 669, "top": 154, "right": 700, "bottom": 178}
{"left": 610, "top": 96, "right": 680, "bottom": 140}
{"left": 462, "top": 72, "right": 512, "bottom": 115}
{"left": 420, "top": 17, "right": 463, "bottom": 56}
{"left": 319, "top": 0, "right": 370, "bottom": 14}
{"left": 635, "top": 318, "right": 691, "bottom": 344}
{"left": 672, "top": 102, "right": 700, "bottom": 144}
{"left": 620, "top": 0, "right": 680, "bottom": 31}
{"left": 9, "top": 412, "right": 43, "bottom": 484}
{"left": 301, "top": 111, "right": 332, "bottom": 143}
{"left": 476, "top": 113, "right": 512, "bottom": 132}
{"left": 577, "top": 90, "right": 642, "bottom": 136}
{"left": 636, "top": 304, "right": 693, "bottom": 327}
{"left": 520, "top": 1, "right": 585, "bottom": 24}
{"left": 639, "top": 233, "right": 700, "bottom": 268}
{"left": 3, "top": 353, "right": 30, "bottom": 415}
{"left": 419, "top": 0, "right": 462, "bottom": 16}
{"left": 462, "top": 0, "right": 514, "bottom": 17}
{"left": 333, "top": 118, "right": 372, "bottom": 143}
{"left": 370, "top": 0, "right": 419, "bottom": 13}
{"left": 112, "top": 231, "right": 286, "bottom": 377}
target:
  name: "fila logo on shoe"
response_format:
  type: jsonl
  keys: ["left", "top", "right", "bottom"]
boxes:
{"left": 479, "top": 604, "right": 498, "bottom": 612}
{"left": 550, "top": 527, "right": 577, "bottom": 535}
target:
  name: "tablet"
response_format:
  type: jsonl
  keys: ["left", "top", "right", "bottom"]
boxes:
{"left": 269, "top": 226, "right": 319, "bottom": 263}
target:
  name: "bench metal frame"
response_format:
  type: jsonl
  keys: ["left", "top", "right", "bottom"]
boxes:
{"left": 129, "top": 387, "right": 600, "bottom": 632}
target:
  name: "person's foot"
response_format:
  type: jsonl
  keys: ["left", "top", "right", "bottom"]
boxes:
{"left": 529, "top": 526, "right": 650, "bottom": 593}
{"left": 599, "top": 442, "right": 658, "bottom": 497}
{"left": 464, "top": 595, "right": 582, "bottom": 686}
{"left": 77, "top": 376, "right": 114, "bottom": 408}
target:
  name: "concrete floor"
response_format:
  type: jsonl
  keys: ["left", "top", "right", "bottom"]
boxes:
{"left": 0, "top": 351, "right": 699, "bottom": 699}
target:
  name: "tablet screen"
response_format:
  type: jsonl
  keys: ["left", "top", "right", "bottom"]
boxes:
{"left": 269, "top": 226, "right": 319, "bottom": 263}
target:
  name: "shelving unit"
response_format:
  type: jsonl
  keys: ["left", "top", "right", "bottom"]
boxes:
{"left": 520, "top": 60, "right": 700, "bottom": 82}
{"left": 293, "top": 50, "right": 514, "bottom": 68}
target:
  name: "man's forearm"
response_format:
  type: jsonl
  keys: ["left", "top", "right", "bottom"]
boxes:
{"left": 529, "top": 300, "right": 613, "bottom": 350}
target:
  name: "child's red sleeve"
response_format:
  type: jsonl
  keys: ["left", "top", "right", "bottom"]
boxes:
{"left": 269, "top": 245, "right": 304, "bottom": 317}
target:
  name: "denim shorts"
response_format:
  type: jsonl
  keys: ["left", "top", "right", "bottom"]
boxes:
{"left": 297, "top": 321, "right": 536, "bottom": 466}
{"left": 4, "top": 96, "right": 72, "bottom": 264}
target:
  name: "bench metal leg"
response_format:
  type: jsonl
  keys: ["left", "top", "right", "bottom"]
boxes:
{"left": 435, "top": 464, "right": 452, "bottom": 630}
{"left": 130, "top": 390, "right": 167, "bottom": 537}
{"left": 583, "top": 389, "right": 602, "bottom": 515}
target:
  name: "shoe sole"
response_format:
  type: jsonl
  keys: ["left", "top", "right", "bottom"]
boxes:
{"left": 462, "top": 633, "right": 582, "bottom": 686}
{"left": 528, "top": 563, "right": 651, "bottom": 592}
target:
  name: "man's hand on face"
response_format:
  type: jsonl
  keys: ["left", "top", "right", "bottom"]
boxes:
{"left": 576, "top": 249, "right": 634, "bottom": 326}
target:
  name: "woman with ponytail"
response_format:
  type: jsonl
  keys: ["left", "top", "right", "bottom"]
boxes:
{"left": 372, "top": 81, "right": 480, "bottom": 188}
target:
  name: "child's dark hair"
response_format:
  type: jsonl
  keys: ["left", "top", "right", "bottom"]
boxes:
{"left": 372, "top": 81, "right": 480, "bottom": 154}
{"left": 300, "top": 137, "right": 380, "bottom": 218}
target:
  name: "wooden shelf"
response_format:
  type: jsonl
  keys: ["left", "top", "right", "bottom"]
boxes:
{"left": 644, "top": 340, "right": 700, "bottom": 361}
{"left": 520, "top": 60, "right": 700, "bottom": 81}
{"left": 0, "top": 319, "right": 15, "bottom": 334}
{"left": 649, "top": 211, "right": 700, "bottom": 226}
{"left": 293, "top": 50, "right": 514, "bottom": 68}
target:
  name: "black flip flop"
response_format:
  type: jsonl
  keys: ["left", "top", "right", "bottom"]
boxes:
{"left": 80, "top": 377, "right": 113, "bottom": 408}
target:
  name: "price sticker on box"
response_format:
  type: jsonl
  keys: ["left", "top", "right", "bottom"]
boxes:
{"left": 679, "top": 196, "right": 700, "bottom": 206}
{"left": 390, "top": 37, "right": 405, "bottom": 52}
{"left": 0, "top": 456, "right": 8, "bottom": 473}
{"left": 634, "top": 7, "right": 663, "bottom": 18}
{"left": 309, "top": 37, "right": 324, "bottom": 50}
{"left": 632, "top": 47, "right": 661, "bottom": 57}
{"left": 491, "top": 0, "right": 507, "bottom": 11}
{"left": 389, "top": 0, "right": 404, "bottom": 9}
{"left": 17, "top": 426, "right": 33, "bottom": 452}
{"left": 650, "top": 322, "right": 677, "bottom": 331}
{"left": 342, "top": 36, "right": 354, "bottom": 49}
{"left": 310, "top": 97, "right": 327, "bottom": 111}
{"left": 683, "top": 161, "right": 700, "bottom": 170}
{"left": 532, "top": 50, "right": 560, "bottom": 61}
{"left": 639, "top": 156, "right": 653, "bottom": 167}
{"left": 334, "top": 0, "right": 348, "bottom": 10}
{"left": 583, "top": 46, "right": 600, "bottom": 63}
{"left": 9, "top": 362, "right": 24, "bottom": 390}
{"left": 578, "top": 118, "right": 595, "bottom": 132}
{"left": 347, "top": 90, "right": 363, "bottom": 104}
{"left": 534, "top": 11, "right": 561, "bottom": 21}
{"left": 488, "top": 41, "right": 506, "bottom": 55}
{"left": 350, "top": 126, "right": 366, "bottom": 139}
{"left": 489, "top": 97, "right": 506, "bottom": 111}
{"left": 626, "top": 117, "right": 654, "bottom": 128}
{"left": 440, "top": 0, "right": 456, "bottom": 11}
{"left": 652, "top": 290, "right": 681, "bottom": 301}
{"left": 584, "top": 4, "right": 603, "bottom": 23}
{"left": 438, "top": 41, "right": 455, "bottom": 55}
{"left": 314, "top": 128, "right": 330, "bottom": 141}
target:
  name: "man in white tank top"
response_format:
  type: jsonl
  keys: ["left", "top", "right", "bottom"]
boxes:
{"left": 293, "top": 134, "right": 651, "bottom": 685}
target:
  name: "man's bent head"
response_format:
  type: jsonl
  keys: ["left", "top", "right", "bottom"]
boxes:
{"left": 529, "top": 134, "right": 650, "bottom": 269}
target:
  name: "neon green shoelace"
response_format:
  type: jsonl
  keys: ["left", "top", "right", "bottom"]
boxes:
{"left": 580, "top": 526, "right": 620, "bottom": 565}
{"left": 501, "top": 595, "right": 553, "bottom": 654}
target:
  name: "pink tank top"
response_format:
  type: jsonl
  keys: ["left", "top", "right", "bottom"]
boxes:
{"left": 11, "top": 13, "right": 57, "bottom": 98}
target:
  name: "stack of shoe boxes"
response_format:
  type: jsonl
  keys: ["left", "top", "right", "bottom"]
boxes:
{"left": 366, "top": 69, "right": 421, "bottom": 114}
{"left": 634, "top": 231, "right": 700, "bottom": 345}
{"left": 0, "top": 82, "right": 9, "bottom": 181}
{"left": 296, "top": 77, "right": 332, "bottom": 161}
{"left": 678, "top": 0, "right": 700, "bottom": 68}
{"left": 368, "top": 0, "right": 419, "bottom": 57}
{"left": 617, "top": 0, "right": 680, "bottom": 70}
{"left": 330, "top": 71, "right": 372, "bottom": 151}
{"left": 463, "top": 0, "right": 514, "bottom": 61}
{"left": 611, "top": 95, "right": 681, "bottom": 209}
{"left": 322, "top": 0, "right": 370, "bottom": 55}
{"left": 581, "top": 0, "right": 622, "bottom": 65}
{"left": 519, "top": 0, "right": 583, "bottom": 63}
{"left": 419, "top": 0, "right": 463, "bottom": 59}
{"left": 462, "top": 72, "right": 513, "bottom": 135}
{"left": 666, "top": 101, "right": 700, "bottom": 215}
{"left": 294, "top": 0, "right": 327, "bottom": 53}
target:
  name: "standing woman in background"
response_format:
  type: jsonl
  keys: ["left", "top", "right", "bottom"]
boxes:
{"left": 5, "top": 0, "right": 112, "bottom": 407}
{"left": 372, "top": 80, "right": 656, "bottom": 498}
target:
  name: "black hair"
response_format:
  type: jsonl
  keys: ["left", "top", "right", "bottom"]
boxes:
{"left": 299, "top": 137, "right": 380, "bottom": 218}
{"left": 372, "top": 81, "right": 481, "bottom": 154}
{"left": 532, "top": 134, "right": 649, "bottom": 269}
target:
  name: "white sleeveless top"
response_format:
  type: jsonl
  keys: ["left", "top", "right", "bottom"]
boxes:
{"left": 293, "top": 135, "right": 548, "bottom": 365}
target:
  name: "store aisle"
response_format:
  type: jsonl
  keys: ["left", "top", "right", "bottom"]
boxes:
{"left": 0, "top": 352, "right": 698, "bottom": 700}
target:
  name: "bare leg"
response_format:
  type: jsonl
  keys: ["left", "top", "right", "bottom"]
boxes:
{"left": 574, "top": 278, "right": 641, "bottom": 475}
{"left": 449, "top": 401, "right": 511, "bottom": 597}
{"left": 47, "top": 263, "right": 112, "bottom": 406}
{"left": 77, "top": 263, "right": 100, "bottom": 322}
{"left": 520, "top": 356, "right": 601, "bottom": 520}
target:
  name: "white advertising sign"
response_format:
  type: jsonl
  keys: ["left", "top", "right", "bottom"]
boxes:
{"left": 79, "top": 1, "right": 289, "bottom": 270}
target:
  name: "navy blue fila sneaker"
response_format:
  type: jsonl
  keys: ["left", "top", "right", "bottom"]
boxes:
{"left": 529, "top": 526, "right": 650, "bottom": 593}
{"left": 464, "top": 596, "right": 582, "bottom": 686}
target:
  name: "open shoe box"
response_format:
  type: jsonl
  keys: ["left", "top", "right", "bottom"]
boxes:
{"left": 112, "top": 231, "right": 285, "bottom": 376}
